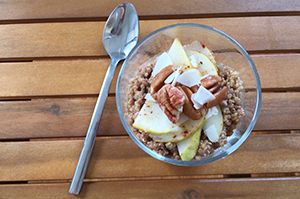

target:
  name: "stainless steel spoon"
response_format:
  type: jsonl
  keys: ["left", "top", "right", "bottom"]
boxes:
{"left": 69, "top": 3, "right": 139, "bottom": 195}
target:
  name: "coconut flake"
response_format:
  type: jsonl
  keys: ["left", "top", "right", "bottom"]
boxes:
{"left": 144, "top": 93, "right": 156, "bottom": 102}
{"left": 191, "top": 94, "right": 202, "bottom": 109}
{"left": 192, "top": 86, "right": 215, "bottom": 105}
{"left": 171, "top": 67, "right": 181, "bottom": 87}
{"left": 176, "top": 69, "right": 201, "bottom": 87}
{"left": 164, "top": 71, "right": 177, "bottom": 84}
{"left": 199, "top": 70, "right": 214, "bottom": 81}
{"left": 152, "top": 52, "right": 173, "bottom": 77}
{"left": 199, "top": 73, "right": 210, "bottom": 81}
{"left": 205, "top": 106, "right": 219, "bottom": 119}
{"left": 211, "top": 106, "right": 218, "bottom": 115}
{"left": 204, "top": 124, "right": 219, "bottom": 142}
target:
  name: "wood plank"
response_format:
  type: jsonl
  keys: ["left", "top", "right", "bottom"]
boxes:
{"left": 1, "top": 177, "right": 300, "bottom": 198}
{"left": 0, "top": 59, "right": 120, "bottom": 98}
{"left": 254, "top": 92, "right": 300, "bottom": 131}
{"left": 251, "top": 54, "right": 300, "bottom": 91}
{"left": 0, "top": 54, "right": 300, "bottom": 98}
{"left": 1, "top": 134, "right": 300, "bottom": 181}
{"left": 0, "top": 97, "right": 123, "bottom": 139}
{"left": 0, "top": 22, "right": 104, "bottom": 59}
{"left": 0, "top": 0, "right": 299, "bottom": 21}
{"left": 0, "top": 92, "right": 299, "bottom": 139}
{"left": 138, "top": 17, "right": 300, "bottom": 53}
{"left": 1, "top": 16, "right": 300, "bottom": 59}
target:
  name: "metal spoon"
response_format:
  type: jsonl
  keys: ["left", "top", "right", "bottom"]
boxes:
{"left": 69, "top": 3, "right": 139, "bottom": 195}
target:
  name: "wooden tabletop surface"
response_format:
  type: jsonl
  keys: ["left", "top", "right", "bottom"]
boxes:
{"left": 1, "top": 0, "right": 300, "bottom": 198}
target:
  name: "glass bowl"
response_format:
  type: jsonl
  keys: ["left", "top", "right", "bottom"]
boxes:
{"left": 116, "top": 23, "right": 261, "bottom": 166}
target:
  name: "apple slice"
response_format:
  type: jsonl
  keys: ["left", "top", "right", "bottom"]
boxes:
{"left": 177, "top": 121, "right": 203, "bottom": 161}
{"left": 132, "top": 100, "right": 175, "bottom": 134}
{"left": 148, "top": 116, "right": 205, "bottom": 142}
{"left": 203, "top": 105, "right": 223, "bottom": 142}
{"left": 184, "top": 41, "right": 216, "bottom": 66}
{"left": 168, "top": 38, "right": 195, "bottom": 72}
{"left": 186, "top": 50, "right": 218, "bottom": 76}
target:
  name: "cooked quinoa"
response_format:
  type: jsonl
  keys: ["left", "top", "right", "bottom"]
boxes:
{"left": 125, "top": 61, "right": 244, "bottom": 160}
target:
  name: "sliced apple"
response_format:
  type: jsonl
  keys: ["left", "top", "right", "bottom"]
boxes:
{"left": 132, "top": 100, "right": 175, "bottom": 134}
{"left": 203, "top": 105, "right": 223, "bottom": 142}
{"left": 177, "top": 121, "right": 203, "bottom": 161}
{"left": 184, "top": 41, "right": 216, "bottom": 66}
{"left": 168, "top": 38, "right": 195, "bottom": 72}
{"left": 148, "top": 116, "right": 205, "bottom": 142}
{"left": 186, "top": 50, "right": 218, "bottom": 76}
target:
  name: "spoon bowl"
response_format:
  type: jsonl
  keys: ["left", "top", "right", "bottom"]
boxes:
{"left": 103, "top": 3, "right": 139, "bottom": 60}
{"left": 69, "top": 3, "right": 139, "bottom": 195}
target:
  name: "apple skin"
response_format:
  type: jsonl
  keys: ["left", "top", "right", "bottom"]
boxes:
{"left": 177, "top": 122, "right": 204, "bottom": 161}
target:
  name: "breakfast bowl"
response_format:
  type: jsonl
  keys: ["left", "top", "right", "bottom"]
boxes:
{"left": 116, "top": 23, "right": 261, "bottom": 166}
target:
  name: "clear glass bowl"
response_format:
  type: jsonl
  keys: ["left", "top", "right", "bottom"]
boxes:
{"left": 116, "top": 24, "right": 261, "bottom": 166}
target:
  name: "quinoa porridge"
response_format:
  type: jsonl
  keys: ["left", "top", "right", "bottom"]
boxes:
{"left": 125, "top": 39, "right": 244, "bottom": 161}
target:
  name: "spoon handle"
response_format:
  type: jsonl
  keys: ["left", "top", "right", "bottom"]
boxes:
{"left": 69, "top": 58, "right": 119, "bottom": 195}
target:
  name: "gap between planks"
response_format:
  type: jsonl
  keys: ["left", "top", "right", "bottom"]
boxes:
{"left": 0, "top": 135, "right": 129, "bottom": 142}
{"left": 0, "top": 131, "right": 295, "bottom": 142}
{"left": 0, "top": 11, "right": 300, "bottom": 25}
{"left": 1, "top": 90, "right": 300, "bottom": 101}
{"left": 0, "top": 172, "right": 298, "bottom": 185}
{"left": 1, "top": 49, "right": 300, "bottom": 63}
{"left": 0, "top": 94, "right": 115, "bottom": 101}
{"left": 1, "top": 0, "right": 300, "bottom": 22}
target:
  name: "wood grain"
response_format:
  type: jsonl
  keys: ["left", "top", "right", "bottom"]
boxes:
{"left": 251, "top": 54, "right": 300, "bottom": 91}
{"left": 0, "top": 22, "right": 103, "bottom": 59}
{"left": 0, "top": 97, "right": 122, "bottom": 139}
{"left": 254, "top": 92, "right": 300, "bottom": 131}
{"left": 1, "top": 177, "right": 300, "bottom": 198}
{"left": 1, "top": 16, "right": 300, "bottom": 60}
{"left": 0, "top": 54, "right": 299, "bottom": 98}
{"left": 0, "top": 0, "right": 299, "bottom": 21}
{"left": 1, "top": 134, "right": 300, "bottom": 181}
{"left": 0, "top": 59, "right": 120, "bottom": 98}
{"left": 0, "top": 92, "right": 299, "bottom": 139}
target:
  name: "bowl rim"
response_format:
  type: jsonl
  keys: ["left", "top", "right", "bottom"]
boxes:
{"left": 116, "top": 23, "right": 262, "bottom": 166}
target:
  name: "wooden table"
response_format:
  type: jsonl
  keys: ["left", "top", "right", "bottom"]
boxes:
{"left": 1, "top": 0, "right": 300, "bottom": 198}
